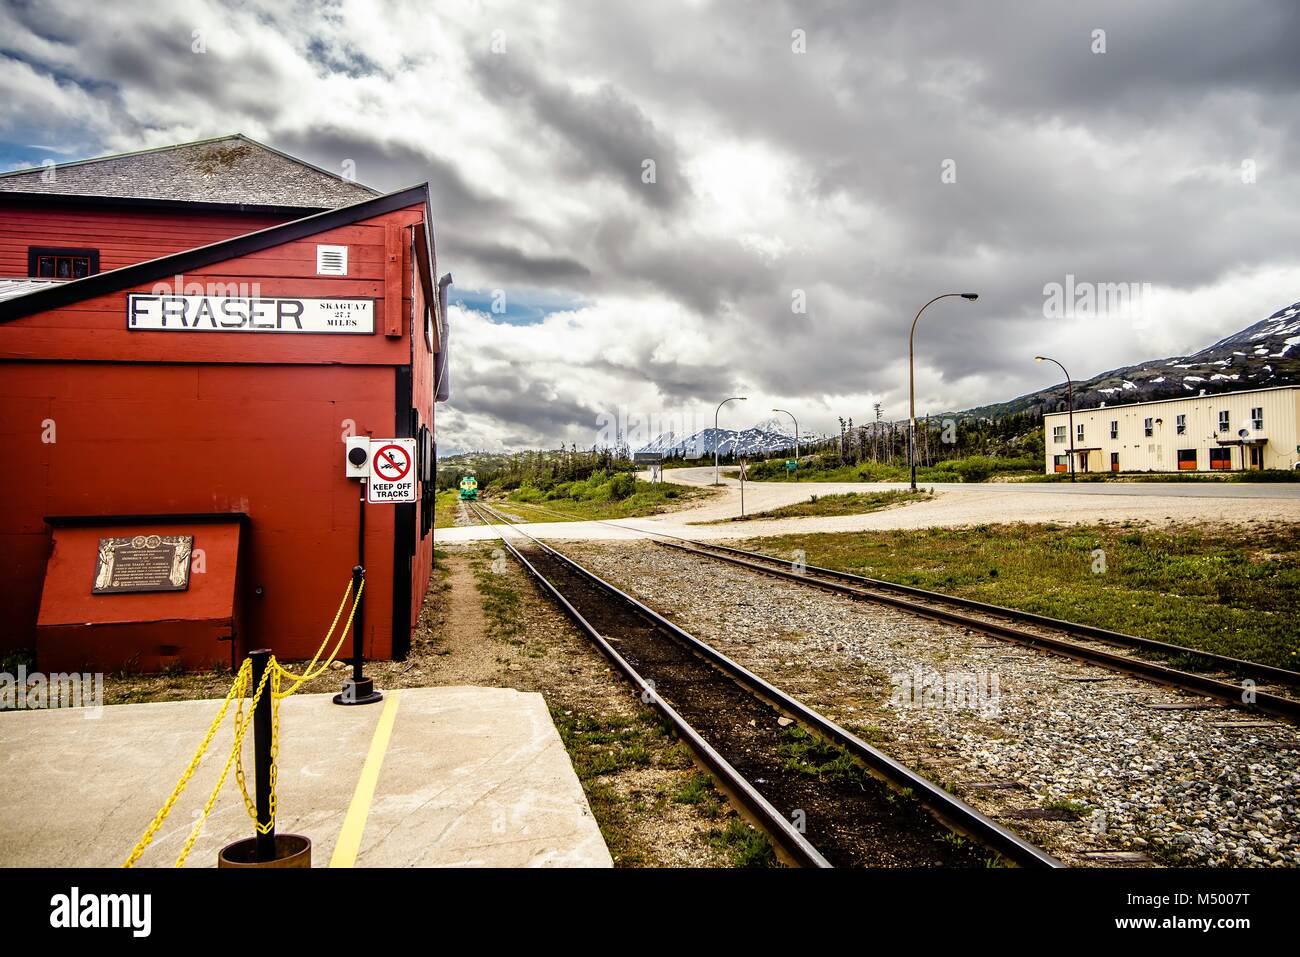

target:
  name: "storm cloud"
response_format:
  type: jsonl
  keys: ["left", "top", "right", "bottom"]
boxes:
{"left": 3, "top": 0, "right": 1299, "bottom": 452}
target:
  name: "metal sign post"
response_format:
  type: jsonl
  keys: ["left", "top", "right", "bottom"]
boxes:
{"left": 334, "top": 437, "right": 405, "bottom": 707}
{"left": 633, "top": 451, "right": 663, "bottom": 483}
{"left": 739, "top": 458, "right": 747, "bottom": 518}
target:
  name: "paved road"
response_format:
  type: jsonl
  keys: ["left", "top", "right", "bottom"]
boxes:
{"left": 436, "top": 466, "right": 1300, "bottom": 544}
{"left": 664, "top": 465, "right": 1300, "bottom": 499}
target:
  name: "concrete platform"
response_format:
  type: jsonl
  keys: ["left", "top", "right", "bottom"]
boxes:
{"left": 0, "top": 686, "right": 611, "bottom": 868}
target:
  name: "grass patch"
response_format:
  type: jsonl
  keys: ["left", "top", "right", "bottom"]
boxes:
{"left": 492, "top": 475, "right": 713, "bottom": 523}
{"left": 433, "top": 489, "right": 465, "bottom": 529}
{"left": 777, "top": 725, "right": 875, "bottom": 788}
{"left": 747, "top": 455, "right": 1040, "bottom": 484}
{"left": 468, "top": 545, "right": 525, "bottom": 644}
{"left": 696, "top": 489, "right": 930, "bottom": 524}
{"left": 708, "top": 817, "right": 778, "bottom": 868}
{"left": 742, "top": 521, "right": 1300, "bottom": 669}
{"left": 550, "top": 708, "right": 699, "bottom": 867}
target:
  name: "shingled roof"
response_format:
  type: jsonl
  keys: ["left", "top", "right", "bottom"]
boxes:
{"left": 0, "top": 134, "right": 381, "bottom": 209}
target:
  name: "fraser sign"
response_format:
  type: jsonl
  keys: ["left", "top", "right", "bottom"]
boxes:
{"left": 127, "top": 294, "right": 374, "bottom": 334}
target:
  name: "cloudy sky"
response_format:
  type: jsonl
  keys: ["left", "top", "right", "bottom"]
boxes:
{"left": 3, "top": 0, "right": 1298, "bottom": 452}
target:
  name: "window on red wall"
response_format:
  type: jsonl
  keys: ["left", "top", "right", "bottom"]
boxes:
{"left": 28, "top": 247, "right": 100, "bottom": 279}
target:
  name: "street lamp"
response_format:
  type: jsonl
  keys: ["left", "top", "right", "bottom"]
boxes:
{"left": 772, "top": 408, "right": 799, "bottom": 480}
{"left": 714, "top": 396, "right": 747, "bottom": 486}
{"left": 1035, "top": 355, "right": 1075, "bottom": 482}
{"left": 909, "top": 293, "right": 978, "bottom": 490}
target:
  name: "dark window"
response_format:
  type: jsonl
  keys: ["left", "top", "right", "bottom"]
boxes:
{"left": 1209, "top": 448, "right": 1232, "bottom": 470}
{"left": 1110, "top": 452, "right": 1120, "bottom": 472}
{"left": 1177, "top": 449, "right": 1197, "bottom": 470}
{"left": 27, "top": 247, "right": 99, "bottom": 279}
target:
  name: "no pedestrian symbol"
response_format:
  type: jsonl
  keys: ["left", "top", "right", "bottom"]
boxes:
{"left": 367, "top": 438, "right": 418, "bottom": 504}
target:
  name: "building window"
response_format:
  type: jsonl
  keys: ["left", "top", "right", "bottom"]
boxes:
{"left": 1209, "top": 447, "right": 1232, "bottom": 470}
{"left": 1175, "top": 414, "right": 1186, "bottom": 435}
{"left": 1076, "top": 423, "right": 1085, "bottom": 443}
{"left": 1053, "top": 454, "right": 1068, "bottom": 473}
{"left": 1110, "top": 452, "right": 1120, "bottom": 472}
{"left": 1109, "top": 420, "right": 1118, "bottom": 439}
{"left": 27, "top": 247, "right": 99, "bottom": 279}
{"left": 1218, "top": 410, "right": 1229, "bottom": 432}
{"left": 1251, "top": 407, "right": 1263, "bottom": 430}
{"left": 1177, "top": 449, "right": 1197, "bottom": 471}
{"left": 1144, "top": 417, "right": 1153, "bottom": 437}
{"left": 1052, "top": 425, "right": 1066, "bottom": 444}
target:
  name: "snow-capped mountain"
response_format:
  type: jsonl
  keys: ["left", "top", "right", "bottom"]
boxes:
{"left": 635, "top": 418, "right": 817, "bottom": 458}
{"left": 959, "top": 300, "right": 1300, "bottom": 419}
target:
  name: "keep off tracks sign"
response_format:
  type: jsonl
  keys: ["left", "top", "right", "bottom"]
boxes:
{"left": 367, "top": 438, "right": 418, "bottom": 503}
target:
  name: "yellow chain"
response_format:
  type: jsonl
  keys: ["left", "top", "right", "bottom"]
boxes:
{"left": 123, "top": 573, "right": 363, "bottom": 867}
{"left": 275, "top": 579, "right": 354, "bottom": 685}
{"left": 176, "top": 658, "right": 274, "bottom": 866}
{"left": 233, "top": 657, "right": 280, "bottom": 834}
{"left": 122, "top": 659, "right": 252, "bottom": 868}
{"left": 235, "top": 579, "right": 364, "bottom": 831}
{"left": 275, "top": 579, "right": 365, "bottom": 695}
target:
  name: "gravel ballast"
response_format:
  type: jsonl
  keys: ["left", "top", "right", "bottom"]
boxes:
{"left": 565, "top": 540, "right": 1300, "bottom": 867}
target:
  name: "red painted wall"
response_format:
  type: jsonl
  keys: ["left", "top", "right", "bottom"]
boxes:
{"left": 0, "top": 200, "right": 439, "bottom": 666}
{"left": 0, "top": 203, "right": 290, "bottom": 277}
{"left": 38, "top": 520, "right": 244, "bottom": 672}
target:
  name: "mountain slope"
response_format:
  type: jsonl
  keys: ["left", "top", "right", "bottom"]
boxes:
{"left": 957, "top": 300, "right": 1300, "bottom": 420}
{"left": 635, "top": 417, "right": 827, "bottom": 458}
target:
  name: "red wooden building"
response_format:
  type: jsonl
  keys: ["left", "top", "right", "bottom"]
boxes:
{"left": 0, "top": 135, "right": 450, "bottom": 671}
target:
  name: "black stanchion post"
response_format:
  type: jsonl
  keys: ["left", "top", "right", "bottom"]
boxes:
{"left": 249, "top": 648, "right": 275, "bottom": 863}
{"left": 334, "top": 564, "right": 382, "bottom": 706}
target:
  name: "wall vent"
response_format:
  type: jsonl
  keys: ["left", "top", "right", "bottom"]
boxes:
{"left": 316, "top": 245, "right": 348, "bottom": 276}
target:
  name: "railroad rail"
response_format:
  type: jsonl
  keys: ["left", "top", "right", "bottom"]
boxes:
{"left": 654, "top": 538, "right": 1300, "bottom": 721}
{"left": 474, "top": 495, "right": 1300, "bottom": 718}
{"left": 469, "top": 500, "right": 1061, "bottom": 869}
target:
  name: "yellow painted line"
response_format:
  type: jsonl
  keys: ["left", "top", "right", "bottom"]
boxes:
{"left": 329, "top": 690, "right": 402, "bottom": 868}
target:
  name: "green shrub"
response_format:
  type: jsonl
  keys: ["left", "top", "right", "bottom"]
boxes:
{"left": 951, "top": 456, "right": 996, "bottom": 483}
{"left": 609, "top": 473, "right": 636, "bottom": 500}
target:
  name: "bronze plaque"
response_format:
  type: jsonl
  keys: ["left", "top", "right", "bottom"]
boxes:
{"left": 93, "top": 535, "right": 193, "bottom": 594}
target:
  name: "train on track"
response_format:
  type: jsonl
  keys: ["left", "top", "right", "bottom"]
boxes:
{"left": 458, "top": 475, "right": 479, "bottom": 501}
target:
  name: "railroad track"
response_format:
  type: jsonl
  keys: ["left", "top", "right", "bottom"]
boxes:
{"left": 652, "top": 539, "right": 1300, "bottom": 722}
{"left": 473, "top": 494, "right": 1300, "bottom": 720}
{"left": 468, "top": 501, "right": 1060, "bottom": 869}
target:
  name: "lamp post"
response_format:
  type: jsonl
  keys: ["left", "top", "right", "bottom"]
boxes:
{"left": 909, "top": 293, "right": 979, "bottom": 490}
{"left": 714, "top": 396, "right": 747, "bottom": 486}
{"left": 1035, "top": 355, "right": 1075, "bottom": 482}
{"left": 772, "top": 408, "right": 799, "bottom": 480}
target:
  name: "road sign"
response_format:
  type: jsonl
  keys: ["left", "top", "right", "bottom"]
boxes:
{"left": 785, "top": 459, "right": 797, "bottom": 471}
{"left": 367, "top": 438, "right": 418, "bottom": 504}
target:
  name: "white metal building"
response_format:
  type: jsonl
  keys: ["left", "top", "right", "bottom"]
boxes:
{"left": 1042, "top": 385, "right": 1300, "bottom": 474}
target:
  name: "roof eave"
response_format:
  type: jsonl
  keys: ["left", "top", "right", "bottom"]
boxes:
{"left": 0, "top": 190, "right": 335, "bottom": 216}
{"left": 0, "top": 183, "right": 432, "bottom": 324}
